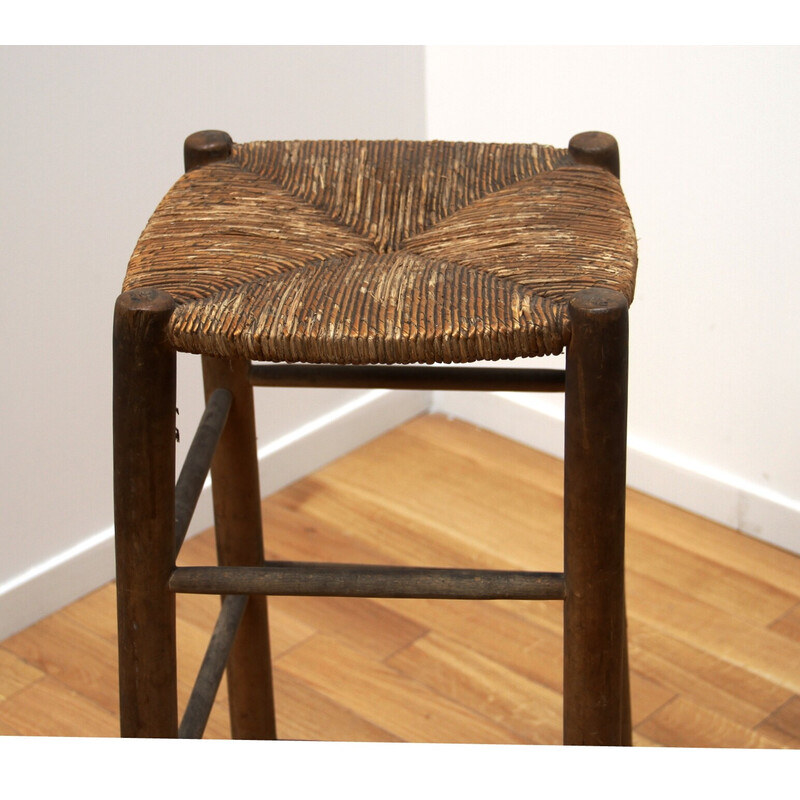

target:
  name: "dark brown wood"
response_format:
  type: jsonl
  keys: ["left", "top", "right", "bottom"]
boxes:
{"left": 202, "top": 355, "right": 277, "bottom": 740}
{"left": 563, "top": 287, "right": 630, "bottom": 746}
{"left": 621, "top": 608, "right": 632, "bottom": 746}
{"left": 568, "top": 131, "right": 621, "bottom": 179}
{"left": 170, "top": 563, "right": 567, "bottom": 601}
{"left": 113, "top": 288, "right": 178, "bottom": 738}
{"left": 174, "top": 387, "right": 232, "bottom": 554}
{"left": 179, "top": 594, "right": 248, "bottom": 739}
{"left": 184, "top": 130, "right": 233, "bottom": 172}
{"left": 249, "top": 364, "right": 566, "bottom": 392}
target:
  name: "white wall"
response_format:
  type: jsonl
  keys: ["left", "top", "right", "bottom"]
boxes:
{"left": 426, "top": 46, "right": 800, "bottom": 554}
{"left": 3, "top": 45, "right": 797, "bottom": 641}
{"left": 0, "top": 46, "right": 429, "bottom": 639}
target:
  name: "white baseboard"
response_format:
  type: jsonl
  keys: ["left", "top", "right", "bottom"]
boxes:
{"left": 5, "top": 385, "right": 796, "bottom": 642}
{"left": 433, "top": 391, "right": 800, "bottom": 557}
{"left": 0, "top": 389, "right": 430, "bottom": 641}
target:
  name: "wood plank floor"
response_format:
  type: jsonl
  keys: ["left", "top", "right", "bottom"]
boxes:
{"left": 2, "top": 413, "right": 799, "bottom": 747}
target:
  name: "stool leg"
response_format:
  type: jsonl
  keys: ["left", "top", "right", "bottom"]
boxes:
{"left": 621, "top": 607, "right": 632, "bottom": 745}
{"left": 113, "top": 289, "right": 178, "bottom": 737}
{"left": 202, "top": 356, "right": 277, "bottom": 739}
{"left": 563, "top": 288, "right": 631, "bottom": 746}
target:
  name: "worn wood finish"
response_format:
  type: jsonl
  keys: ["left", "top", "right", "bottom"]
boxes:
{"left": 123, "top": 133, "right": 637, "bottom": 365}
{"left": 170, "top": 563, "right": 566, "bottom": 601}
{"left": 202, "top": 355, "right": 277, "bottom": 740}
{"left": 249, "top": 363, "right": 566, "bottom": 392}
{"left": 563, "top": 288, "right": 630, "bottom": 746}
{"left": 174, "top": 387, "right": 232, "bottom": 553}
{"left": 179, "top": 594, "right": 248, "bottom": 739}
{"left": 113, "top": 288, "right": 178, "bottom": 738}
{"left": 568, "top": 131, "right": 621, "bottom": 179}
{"left": 184, "top": 130, "right": 233, "bottom": 173}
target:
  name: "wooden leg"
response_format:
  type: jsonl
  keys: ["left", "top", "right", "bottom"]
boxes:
{"left": 113, "top": 289, "right": 178, "bottom": 737}
{"left": 563, "top": 288, "right": 631, "bottom": 746}
{"left": 202, "top": 356, "right": 277, "bottom": 739}
{"left": 621, "top": 606, "right": 632, "bottom": 746}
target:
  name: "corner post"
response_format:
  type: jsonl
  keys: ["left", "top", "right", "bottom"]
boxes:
{"left": 183, "top": 128, "right": 277, "bottom": 739}
{"left": 563, "top": 287, "right": 631, "bottom": 746}
{"left": 184, "top": 129, "right": 234, "bottom": 172}
{"left": 568, "top": 131, "right": 621, "bottom": 178}
{"left": 113, "top": 288, "right": 178, "bottom": 737}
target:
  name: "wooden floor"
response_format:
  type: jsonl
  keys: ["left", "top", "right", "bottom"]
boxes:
{"left": 2, "top": 413, "right": 799, "bottom": 747}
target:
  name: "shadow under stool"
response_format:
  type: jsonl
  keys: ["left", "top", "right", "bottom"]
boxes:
{"left": 113, "top": 130, "right": 638, "bottom": 745}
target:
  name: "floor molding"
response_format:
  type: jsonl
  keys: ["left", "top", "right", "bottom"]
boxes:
{"left": 0, "top": 390, "right": 430, "bottom": 641}
{"left": 5, "top": 386, "right": 796, "bottom": 641}
{"left": 433, "top": 391, "right": 800, "bottom": 557}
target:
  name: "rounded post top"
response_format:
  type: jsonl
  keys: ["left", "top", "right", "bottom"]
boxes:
{"left": 184, "top": 130, "right": 233, "bottom": 172}
{"left": 568, "top": 288, "right": 628, "bottom": 323}
{"left": 114, "top": 289, "right": 176, "bottom": 351}
{"left": 115, "top": 288, "right": 175, "bottom": 319}
{"left": 568, "top": 131, "right": 620, "bottom": 179}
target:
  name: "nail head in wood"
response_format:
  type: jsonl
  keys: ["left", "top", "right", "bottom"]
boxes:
{"left": 568, "top": 131, "right": 620, "bottom": 179}
{"left": 184, "top": 130, "right": 233, "bottom": 172}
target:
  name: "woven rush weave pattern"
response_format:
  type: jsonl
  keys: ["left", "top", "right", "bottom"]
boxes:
{"left": 124, "top": 139, "right": 637, "bottom": 364}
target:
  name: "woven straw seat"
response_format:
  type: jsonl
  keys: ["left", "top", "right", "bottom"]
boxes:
{"left": 124, "top": 137, "right": 637, "bottom": 365}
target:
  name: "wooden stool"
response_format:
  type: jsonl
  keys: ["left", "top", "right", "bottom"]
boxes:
{"left": 113, "top": 131, "right": 637, "bottom": 745}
